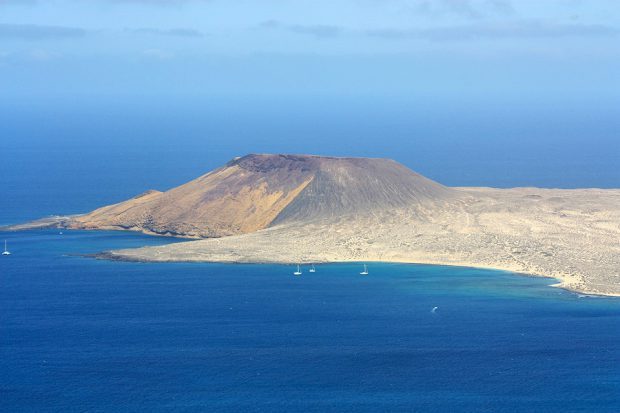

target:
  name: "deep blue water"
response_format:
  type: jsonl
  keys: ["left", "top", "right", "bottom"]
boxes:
{"left": 1, "top": 229, "right": 619, "bottom": 412}
{"left": 0, "top": 99, "right": 618, "bottom": 411}
{"left": 0, "top": 97, "right": 618, "bottom": 225}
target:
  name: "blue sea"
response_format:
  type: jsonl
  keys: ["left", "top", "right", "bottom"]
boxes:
{"left": 0, "top": 97, "right": 618, "bottom": 225}
{"left": 1, "top": 230, "right": 619, "bottom": 412}
{"left": 1, "top": 98, "right": 619, "bottom": 411}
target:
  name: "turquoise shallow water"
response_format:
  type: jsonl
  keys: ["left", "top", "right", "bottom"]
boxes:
{"left": 1, "top": 229, "right": 619, "bottom": 412}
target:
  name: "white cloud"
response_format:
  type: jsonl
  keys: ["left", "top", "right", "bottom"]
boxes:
{"left": 365, "top": 20, "right": 619, "bottom": 40}
{"left": 0, "top": 23, "right": 86, "bottom": 39}
{"left": 28, "top": 49, "right": 62, "bottom": 60}
{"left": 406, "top": 0, "right": 515, "bottom": 19}
{"left": 141, "top": 48, "right": 174, "bottom": 59}
{"left": 128, "top": 27, "right": 204, "bottom": 37}
{"left": 259, "top": 20, "right": 343, "bottom": 38}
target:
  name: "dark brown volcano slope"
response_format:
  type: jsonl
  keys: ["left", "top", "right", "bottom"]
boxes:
{"left": 20, "top": 154, "right": 456, "bottom": 238}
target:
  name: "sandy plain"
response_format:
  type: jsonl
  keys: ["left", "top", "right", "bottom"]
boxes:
{"left": 105, "top": 186, "right": 620, "bottom": 297}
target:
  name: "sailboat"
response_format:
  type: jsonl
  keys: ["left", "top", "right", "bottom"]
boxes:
{"left": 309, "top": 264, "right": 316, "bottom": 273}
{"left": 2, "top": 240, "right": 10, "bottom": 256}
{"left": 360, "top": 264, "right": 368, "bottom": 275}
{"left": 293, "top": 264, "right": 302, "bottom": 276}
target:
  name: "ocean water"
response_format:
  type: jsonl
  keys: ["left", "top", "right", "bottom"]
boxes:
{"left": 1, "top": 229, "right": 619, "bottom": 412}
{"left": 1, "top": 97, "right": 618, "bottom": 225}
{"left": 1, "top": 99, "right": 618, "bottom": 411}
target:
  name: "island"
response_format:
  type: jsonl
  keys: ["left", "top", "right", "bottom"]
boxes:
{"left": 7, "top": 154, "right": 620, "bottom": 296}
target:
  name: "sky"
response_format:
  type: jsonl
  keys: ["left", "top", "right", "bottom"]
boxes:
{"left": 0, "top": 0, "right": 619, "bottom": 103}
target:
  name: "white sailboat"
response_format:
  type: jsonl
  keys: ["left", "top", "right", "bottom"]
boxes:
{"left": 293, "top": 264, "right": 302, "bottom": 276}
{"left": 309, "top": 264, "right": 316, "bottom": 273}
{"left": 2, "top": 240, "right": 10, "bottom": 256}
{"left": 360, "top": 264, "right": 368, "bottom": 275}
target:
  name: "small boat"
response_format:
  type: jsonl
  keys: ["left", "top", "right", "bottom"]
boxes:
{"left": 309, "top": 264, "right": 316, "bottom": 273}
{"left": 293, "top": 264, "right": 302, "bottom": 276}
{"left": 2, "top": 240, "right": 10, "bottom": 256}
{"left": 360, "top": 264, "right": 368, "bottom": 275}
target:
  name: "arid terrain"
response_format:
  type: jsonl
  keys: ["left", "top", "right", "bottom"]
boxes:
{"left": 7, "top": 154, "right": 620, "bottom": 296}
